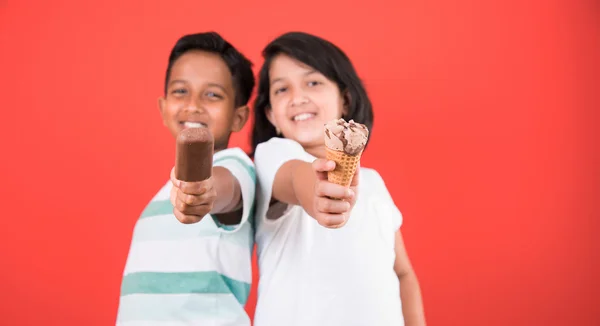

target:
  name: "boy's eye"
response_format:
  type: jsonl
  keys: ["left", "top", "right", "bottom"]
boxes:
{"left": 172, "top": 88, "right": 187, "bottom": 95}
{"left": 307, "top": 81, "right": 321, "bottom": 87}
{"left": 274, "top": 87, "right": 287, "bottom": 95}
{"left": 206, "top": 91, "right": 223, "bottom": 99}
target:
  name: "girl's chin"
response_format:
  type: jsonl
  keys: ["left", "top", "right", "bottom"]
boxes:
{"left": 288, "top": 134, "right": 323, "bottom": 148}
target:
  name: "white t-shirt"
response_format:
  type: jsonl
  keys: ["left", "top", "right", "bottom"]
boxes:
{"left": 253, "top": 138, "right": 404, "bottom": 326}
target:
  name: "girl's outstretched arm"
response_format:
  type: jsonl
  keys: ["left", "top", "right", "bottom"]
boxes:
{"left": 271, "top": 159, "right": 358, "bottom": 228}
{"left": 394, "top": 231, "right": 427, "bottom": 326}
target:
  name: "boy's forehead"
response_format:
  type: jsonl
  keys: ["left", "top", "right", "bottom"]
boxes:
{"left": 170, "top": 51, "right": 234, "bottom": 88}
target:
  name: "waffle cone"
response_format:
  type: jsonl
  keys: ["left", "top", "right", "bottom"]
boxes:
{"left": 325, "top": 147, "right": 362, "bottom": 187}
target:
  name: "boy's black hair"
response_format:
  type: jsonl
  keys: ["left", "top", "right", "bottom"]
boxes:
{"left": 251, "top": 31, "right": 374, "bottom": 154}
{"left": 165, "top": 32, "right": 255, "bottom": 108}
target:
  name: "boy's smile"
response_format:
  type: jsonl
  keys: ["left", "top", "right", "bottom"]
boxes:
{"left": 181, "top": 121, "right": 208, "bottom": 129}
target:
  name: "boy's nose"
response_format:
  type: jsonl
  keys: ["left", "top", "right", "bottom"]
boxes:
{"left": 185, "top": 100, "right": 206, "bottom": 113}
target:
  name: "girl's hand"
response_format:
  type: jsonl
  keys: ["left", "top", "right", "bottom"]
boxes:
{"left": 310, "top": 159, "right": 360, "bottom": 228}
{"left": 169, "top": 167, "right": 217, "bottom": 224}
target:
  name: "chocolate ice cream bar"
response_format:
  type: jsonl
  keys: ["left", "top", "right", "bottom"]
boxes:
{"left": 175, "top": 128, "right": 214, "bottom": 182}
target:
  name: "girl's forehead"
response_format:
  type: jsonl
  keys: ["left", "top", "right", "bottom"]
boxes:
{"left": 269, "top": 55, "right": 322, "bottom": 82}
{"left": 271, "top": 55, "right": 314, "bottom": 73}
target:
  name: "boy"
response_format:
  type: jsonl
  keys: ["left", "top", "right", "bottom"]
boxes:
{"left": 116, "top": 32, "right": 256, "bottom": 326}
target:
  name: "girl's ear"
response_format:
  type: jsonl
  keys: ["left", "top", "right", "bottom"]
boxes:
{"left": 342, "top": 90, "right": 352, "bottom": 116}
{"left": 265, "top": 106, "right": 281, "bottom": 135}
{"left": 266, "top": 106, "right": 276, "bottom": 127}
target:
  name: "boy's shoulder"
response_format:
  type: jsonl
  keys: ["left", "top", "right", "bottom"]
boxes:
{"left": 214, "top": 147, "right": 256, "bottom": 185}
{"left": 138, "top": 180, "right": 172, "bottom": 219}
{"left": 214, "top": 147, "right": 254, "bottom": 166}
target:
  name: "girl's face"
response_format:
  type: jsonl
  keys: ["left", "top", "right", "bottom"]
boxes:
{"left": 267, "top": 54, "right": 346, "bottom": 151}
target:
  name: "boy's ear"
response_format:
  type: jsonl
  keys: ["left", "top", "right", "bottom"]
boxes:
{"left": 158, "top": 96, "right": 167, "bottom": 126}
{"left": 231, "top": 105, "right": 250, "bottom": 132}
{"left": 342, "top": 90, "right": 351, "bottom": 116}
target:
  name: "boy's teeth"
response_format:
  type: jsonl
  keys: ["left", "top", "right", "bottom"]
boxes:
{"left": 293, "top": 113, "right": 315, "bottom": 121}
{"left": 184, "top": 122, "right": 205, "bottom": 128}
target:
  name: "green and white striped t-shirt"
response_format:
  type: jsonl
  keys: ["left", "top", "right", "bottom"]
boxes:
{"left": 116, "top": 148, "right": 255, "bottom": 326}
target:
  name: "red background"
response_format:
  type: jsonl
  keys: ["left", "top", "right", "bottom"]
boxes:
{"left": 0, "top": 0, "right": 597, "bottom": 325}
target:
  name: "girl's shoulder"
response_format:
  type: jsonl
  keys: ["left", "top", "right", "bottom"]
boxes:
{"left": 358, "top": 167, "right": 386, "bottom": 188}
{"left": 255, "top": 137, "right": 312, "bottom": 166}
{"left": 255, "top": 137, "right": 303, "bottom": 154}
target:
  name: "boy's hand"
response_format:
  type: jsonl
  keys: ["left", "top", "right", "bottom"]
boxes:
{"left": 169, "top": 167, "right": 217, "bottom": 224}
{"left": 310, "top": 159, "right": 360, "bottom": 228}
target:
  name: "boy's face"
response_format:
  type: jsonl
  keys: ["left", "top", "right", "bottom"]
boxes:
{"left": 159, "top": 50, "right": 248, "bottom": 150}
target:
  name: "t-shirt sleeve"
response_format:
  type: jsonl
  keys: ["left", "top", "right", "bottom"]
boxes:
{"left": 370, "top": 169, "right": 403, "bottom": 230}
{"left": 211, "top": 147, "right": 256, "bottom": 233}
{"left": 254, "top": 138, "right": 314, "bottom": 223}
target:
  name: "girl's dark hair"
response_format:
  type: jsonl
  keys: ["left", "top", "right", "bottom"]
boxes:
{"left": 251, "top": 32, "right": 374, "bottom": 155}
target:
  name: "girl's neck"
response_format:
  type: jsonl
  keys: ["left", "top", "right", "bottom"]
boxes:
{"left": 304, "top": 145, "right": 326, "bottom": 159}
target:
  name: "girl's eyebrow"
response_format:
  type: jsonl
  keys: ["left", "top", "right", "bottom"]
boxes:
{"left": 271, "top": 70, "right": 318, "bottom": 86}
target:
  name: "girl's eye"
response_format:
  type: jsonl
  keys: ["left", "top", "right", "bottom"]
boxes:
{"left": 274, "top": 87, "right": 287, "bottom": 95}
{"left": 307, "top": 81, "right": 321, "bottom": 87}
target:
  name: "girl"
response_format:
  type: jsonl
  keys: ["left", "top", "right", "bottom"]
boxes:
{"left": 251, "top": 32, "right": 426, "bottom": 326}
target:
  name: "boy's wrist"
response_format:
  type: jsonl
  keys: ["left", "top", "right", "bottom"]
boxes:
{"left": 211, "top": 166, "right": 238, "bottom": 214}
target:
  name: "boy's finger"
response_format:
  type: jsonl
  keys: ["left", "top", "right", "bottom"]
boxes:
{"left": 170, "top": 185, "right": 178, "bottom": 207}
{"left": 177, "top": 188, "right": 216, "bottom": 207}
{"left": 179, "top": 202, "right": 213, "bottom": 216}
{"left": 170, "top": 167, "right": 181, "bottom": 188}
{"left": 174, "top": 193, "right": 213, "bottom": 216}
{"left": 177, "top": 191, "right": 201, "bottom": 207}
{"left": 179, "top": 177, "right": 212, "bottom": 195}
{"left": 173, "top": 208, "right": 203, "bottom": 224}
{"left": 316, "top": 181, "right": 354, "bottom": 200}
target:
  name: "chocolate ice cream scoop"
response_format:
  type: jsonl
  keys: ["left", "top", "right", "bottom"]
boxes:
{"left": 175, "top": 128, "right": 214, "bottom": 182}
{"left": 324, "top": 118, "right": 369, "bottom": 155}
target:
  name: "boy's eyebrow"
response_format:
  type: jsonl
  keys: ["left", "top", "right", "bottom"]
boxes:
{"left": 169, "top": 80, "right": 228, "bottom": 93}
{"left": 270, "top": 69, "right": 318, "bottom": 86}
{"left": 206, "top": 83, "right": 228, "bottom": 93}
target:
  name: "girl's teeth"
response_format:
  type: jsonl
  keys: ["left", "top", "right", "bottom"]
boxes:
{"left": 294, "top": 113, "right": 315, "bottom": 121}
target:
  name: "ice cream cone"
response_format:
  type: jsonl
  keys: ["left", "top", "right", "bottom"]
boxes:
{"left": 324, "top": 118, "right": 369, "bottom": 188}
{"left": 325, "top": 147, "right": 362, "bottom": 187}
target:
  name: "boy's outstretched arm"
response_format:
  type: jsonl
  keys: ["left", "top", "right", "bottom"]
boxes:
{"left": 394, "top": 231, "right": 427, "bottom": 326}
{"left": 271, "top": 159, "right": 358, "bottom": 228}
{"left": 170, "top": 166, "right": 243, "bottom": 225}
